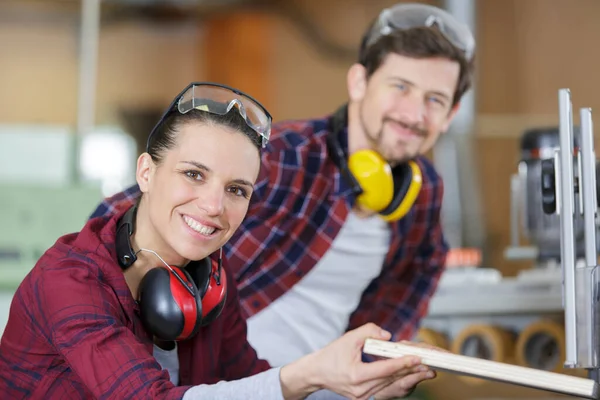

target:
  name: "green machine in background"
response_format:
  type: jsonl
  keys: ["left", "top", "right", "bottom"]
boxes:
{"left": 0, "top": 124, "right": 138, "bottom": 290}
{"left": 0, "top": 184, "right": 104, "bottom": 290}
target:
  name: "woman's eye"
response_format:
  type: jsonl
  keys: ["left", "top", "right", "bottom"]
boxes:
{"left": 185, "top": 170, "right": 203, "bottom": 181}
{"left": 229, "top": 186, "right": 248, "bottom": 198}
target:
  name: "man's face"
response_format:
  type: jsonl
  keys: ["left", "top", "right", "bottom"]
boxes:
{"left": 350, "top": 53, "right": 460, "bottom": 164}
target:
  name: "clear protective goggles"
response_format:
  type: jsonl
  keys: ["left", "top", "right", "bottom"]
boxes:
{"left": 147, "top": 82, "right": 272, "bottom": 149}
{"left": 364, "top": 3, "right": 475, "bottom": 61}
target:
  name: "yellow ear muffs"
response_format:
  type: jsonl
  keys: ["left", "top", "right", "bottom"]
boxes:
{"left": 348, "top": 150, "right": 422, "bottom": 222}
{"left": 379, "top": 160, "right": 422, "bottom": 222}
{"left": 348, "top": 149, "right": 394, "bottom": 212}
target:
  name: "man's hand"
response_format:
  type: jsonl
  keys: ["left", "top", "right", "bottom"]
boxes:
{"left": 372, "top": 340, "right": 449, "bottom": 399}
{"left": 371, "top": 366, "right": 435, "bottom": 399}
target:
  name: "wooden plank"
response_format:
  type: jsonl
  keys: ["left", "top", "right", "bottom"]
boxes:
{"left": 363, "top": 338, "right": 598, "bottom": 399}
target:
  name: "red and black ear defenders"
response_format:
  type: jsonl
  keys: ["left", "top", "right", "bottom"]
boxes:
{"left": 116, "top": 204, "right": 227, "bottom": 341}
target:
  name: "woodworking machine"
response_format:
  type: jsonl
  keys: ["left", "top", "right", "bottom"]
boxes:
{"left": 543, "top": 88, "right": 600, "bottom": 384}
{"left": 418, "top": 89, "right": 600, "bottom": 397}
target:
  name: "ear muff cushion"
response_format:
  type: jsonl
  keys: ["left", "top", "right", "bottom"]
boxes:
{"left": 185, "top": 258, "right": 212, "bottom": 298}
{"left": 138, "top": 267, "right": 185, "bottom": 341}
{"left": 380, "top": 160, "right": 423, "bottom": 222}
{"left": 348, "top": 149, "right": 394, "bottom": 212}
{"left": 201, "top": 293, "right": 227, "bottom": 327}
{"left": 380, "top": 163, "right": 413, "bottom": 214}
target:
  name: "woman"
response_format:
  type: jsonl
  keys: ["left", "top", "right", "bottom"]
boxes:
{"left": 0, "top": 82, "right": 435, "bottom": 399}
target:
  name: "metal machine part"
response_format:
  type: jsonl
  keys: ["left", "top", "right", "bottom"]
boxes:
{"left": 549, "top": 89, "right": 600, "bottom": 379}
{"left": 520, "top": 128, "right": 583, "bottom": 262}
{"left": 515, "top": 319, "right": 565, "bottom": 372}
{"left": 505, "top": 126, "right": 592, "bottom": 264}
{"left": 521, "top": 332, "right": 561, "bottom": 370}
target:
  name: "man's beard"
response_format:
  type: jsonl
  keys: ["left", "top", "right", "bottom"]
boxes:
{"left": 358, "top": 106, "right": 427, "bottom": 166}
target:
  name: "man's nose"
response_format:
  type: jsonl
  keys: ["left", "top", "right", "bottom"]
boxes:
{"left": 398, "top": 93, "right": 426, "bottom": 125}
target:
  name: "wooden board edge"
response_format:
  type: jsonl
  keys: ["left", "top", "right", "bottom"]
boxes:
{"left": 363, "top": 338, "right": 599, "bottom": 400}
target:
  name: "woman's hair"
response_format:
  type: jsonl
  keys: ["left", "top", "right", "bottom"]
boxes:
{"left": 146, "top": 108, "right": 262, "bottom": 164}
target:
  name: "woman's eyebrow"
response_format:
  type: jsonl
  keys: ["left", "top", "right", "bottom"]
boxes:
{"left": 180, "top": 161, "right": 211, "bottom": 172}
{"left": 231, "top": 178, "right": 254, "bottom": 189}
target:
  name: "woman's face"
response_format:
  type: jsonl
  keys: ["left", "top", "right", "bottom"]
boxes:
{"left": 137, "top": 122, "right": 261, "bottom": 265}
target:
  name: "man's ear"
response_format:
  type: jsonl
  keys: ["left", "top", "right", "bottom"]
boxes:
{"left": 136, "top": 153, "right": 155, "bottom": 193}
{"left": 347, "top": 63, "right": 368, "bottom": 102}
{"left": 440, "top": 101, "right": 461, "bottom": 133}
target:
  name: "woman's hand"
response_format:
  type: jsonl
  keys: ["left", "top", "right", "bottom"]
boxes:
{"left": 279, "top": 323, "right": 429, "bottom": 400}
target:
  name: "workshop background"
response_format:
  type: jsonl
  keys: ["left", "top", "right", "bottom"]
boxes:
{"left": 1, "top": 0, "right": 599, "bottom": 399}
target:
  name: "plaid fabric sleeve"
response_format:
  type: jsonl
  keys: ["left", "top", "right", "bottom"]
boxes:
{"left": 347, "top": 177, "right": 448, "bottom": 343}
{"left": 38, "top": 262, "right": 190, "bottom": 399}
{"left": 89, "top": 184, "right": 142, "bottom": 219}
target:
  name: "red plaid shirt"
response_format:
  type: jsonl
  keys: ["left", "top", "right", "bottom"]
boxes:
{"left": 90, "top": 111, "right": 449, "bottom": 342}
{"left": 0, "top": 206, "right": 269, "bottom": 399}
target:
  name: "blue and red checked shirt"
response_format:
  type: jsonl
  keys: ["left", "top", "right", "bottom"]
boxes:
{"left": 0, "top": 206, "right": 269, "bottom": 399}
{"left": 90, "top": 110, "right": 449, "bottom": 342}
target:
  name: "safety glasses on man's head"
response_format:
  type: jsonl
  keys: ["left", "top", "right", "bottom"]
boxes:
{"left": 364, "top": 3, "right": 475, "bottom": 61}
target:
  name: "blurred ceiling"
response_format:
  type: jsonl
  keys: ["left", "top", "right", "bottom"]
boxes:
{"left": 6, "top": 0, "right": 358, "bottom": 61}
{"left": 10, "top": 0, "right": 276, "bottom": 22}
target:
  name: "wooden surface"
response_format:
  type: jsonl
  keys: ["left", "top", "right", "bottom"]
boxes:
{"left": 363, "top": 339, "right": 598, "bottom": 400}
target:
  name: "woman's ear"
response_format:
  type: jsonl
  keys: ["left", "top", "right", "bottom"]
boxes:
{"left": 136, "top": 153, "right": 155, "bottom": 193}
{"left": 347, "top": 63, "right": 368, "bottom": 102}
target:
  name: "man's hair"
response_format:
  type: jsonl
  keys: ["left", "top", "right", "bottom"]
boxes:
{"left": 358, "top": 25, "right": 475, "bottom": 107}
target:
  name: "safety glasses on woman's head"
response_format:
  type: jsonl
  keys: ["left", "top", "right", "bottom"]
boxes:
{"left": 147, "top": 82, "right": 272, "bottom": 149}
{"left": 364, "top": 3, "right": 475, "bottom": 61}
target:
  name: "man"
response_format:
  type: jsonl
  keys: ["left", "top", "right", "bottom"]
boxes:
{"left": 91, "top": 2, "right": 475, "bottom": 367}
